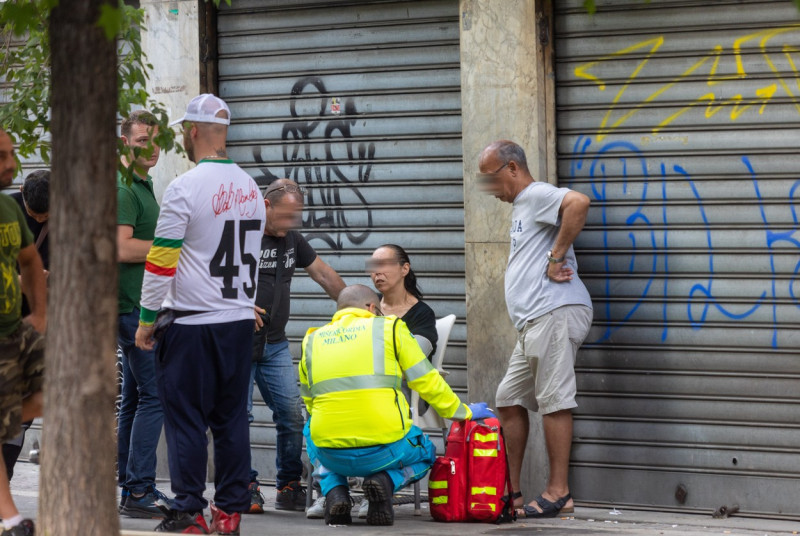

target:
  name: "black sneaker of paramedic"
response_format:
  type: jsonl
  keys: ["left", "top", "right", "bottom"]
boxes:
{"left": 362, "top": 471, "right": 394, "bottom": 526}
{"left": 323, "top": 485, "right": 353, "bottom": 525}
{"left": 275, "top": 480, "right": 306, "bottom": 511}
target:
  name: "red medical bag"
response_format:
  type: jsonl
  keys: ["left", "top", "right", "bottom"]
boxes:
{"left": 428, "top": 417, "right": 514, "bottom": 522}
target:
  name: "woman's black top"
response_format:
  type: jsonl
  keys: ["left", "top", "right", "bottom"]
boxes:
{"left": 401, "top": 300, "right": 438, "bottom": 360}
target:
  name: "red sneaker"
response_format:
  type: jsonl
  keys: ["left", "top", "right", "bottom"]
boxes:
{"left": 210, "top": 502, "right": 241, "bottom": 535}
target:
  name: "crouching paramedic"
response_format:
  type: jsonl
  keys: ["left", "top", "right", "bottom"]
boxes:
{"left": 299, "top": 284, "right": 493, "bottom": 527}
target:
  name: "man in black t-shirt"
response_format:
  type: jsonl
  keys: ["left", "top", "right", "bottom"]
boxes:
{"left": 10, "top": 171, "right": 49, "bottom": 274}
{"left": 247, "top": 179, "right": 345, "bottom": 514}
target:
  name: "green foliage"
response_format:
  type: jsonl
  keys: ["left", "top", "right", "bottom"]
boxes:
{"left": 97, "top": 3, "right": 124, "bottom": 41}
{"left": 0, "top": 0, "right": 182, "bottom": 182}
{"left": 0, "top": 1, "right": 52, "bottom": 164}
{"left": 115, "top": 2, "right": 182, "bottom": 183}
{"left": 0, "top": 0, "right": 57, "bottom": 37}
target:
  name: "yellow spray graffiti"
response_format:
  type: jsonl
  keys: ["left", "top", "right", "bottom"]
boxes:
{"left": 574, "top": 24, "right": 800, "bottom": 140}
{"left": 573, "top": 36, "right": 664, "bottom": 141}
{"left": 758, "top": 27, "right": 800, "bottom": 116}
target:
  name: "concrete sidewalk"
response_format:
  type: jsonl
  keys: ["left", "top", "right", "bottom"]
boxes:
{"left": 9, "top": 462, "right": 800, "bottom": 535}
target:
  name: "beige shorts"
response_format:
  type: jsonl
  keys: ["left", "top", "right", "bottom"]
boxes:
{"left": 495, "top": 305, "right": 592, "bottom": 415}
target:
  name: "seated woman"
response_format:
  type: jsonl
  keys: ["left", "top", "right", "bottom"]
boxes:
{"left": 367, "top": 244, "right": 437, "bottom": 359}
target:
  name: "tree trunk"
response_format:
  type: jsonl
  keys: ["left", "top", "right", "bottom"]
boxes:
{"left": 40, "top": 1, "right": 120, "bottom": 534}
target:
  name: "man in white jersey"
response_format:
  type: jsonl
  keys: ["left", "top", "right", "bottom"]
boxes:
{"left": 135, "top": 94, "right": 266, "bottom": 534}
{"left": 478, "top": 140, "right": 593, "bottom": 519}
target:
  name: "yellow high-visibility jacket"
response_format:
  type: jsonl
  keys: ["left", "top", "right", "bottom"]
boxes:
{"left": 299, "top": 307, "right": 471, "bottom": 448}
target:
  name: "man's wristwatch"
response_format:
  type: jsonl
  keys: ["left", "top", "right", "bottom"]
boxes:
{"left": 547, "top": 250, "right": 565, "bottom": 264}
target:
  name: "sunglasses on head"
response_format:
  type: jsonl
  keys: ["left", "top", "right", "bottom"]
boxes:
{"left": 265, "top": 184, "right": 307, "bottom": 197}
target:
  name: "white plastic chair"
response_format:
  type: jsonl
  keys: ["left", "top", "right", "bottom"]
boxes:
{"left": 410, "top": 314, "right": 456, "bottom": 430}
{"left": 410, "top": 314, "right": 457, "bottom": 514}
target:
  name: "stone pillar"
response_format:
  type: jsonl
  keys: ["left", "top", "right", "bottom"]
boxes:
{"left": 139, "top": 0, "right": 201, "bottom": 479}
{"left": 140, "top": 0, "right": 200, "bottom": 202}
{"left": 460, "top": 0, "right": 555, "bottom": 500}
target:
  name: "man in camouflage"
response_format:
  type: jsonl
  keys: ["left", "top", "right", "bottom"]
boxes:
{"left": 0, "top": 128, "right": 47, "bottom": 536}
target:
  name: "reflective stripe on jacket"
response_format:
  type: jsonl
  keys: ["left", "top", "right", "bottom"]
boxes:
{"left": 299, "top": 307, "right": 470, "bottom": 448}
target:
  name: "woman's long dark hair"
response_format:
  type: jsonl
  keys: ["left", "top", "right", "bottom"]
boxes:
{"left": 378, "top": 243, "right": 423, "bottom": 300}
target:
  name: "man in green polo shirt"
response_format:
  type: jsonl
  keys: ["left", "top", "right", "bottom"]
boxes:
{"left": 116, "top": 110, "right": 170, "bottom": 518}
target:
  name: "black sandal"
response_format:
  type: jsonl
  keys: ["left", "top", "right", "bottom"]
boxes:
{"left": 502, "top": 490, "right": 523, "bottom": 509}
{"left": 519, "top": 493, "right": 571, "bottom": 518}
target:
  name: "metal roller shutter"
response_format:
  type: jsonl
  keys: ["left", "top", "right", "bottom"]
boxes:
{"left": 556, "top": 0, "right": 800, "bottom": 517}
{"left": 217, "top": 0, "right": 464, "bottom": 482}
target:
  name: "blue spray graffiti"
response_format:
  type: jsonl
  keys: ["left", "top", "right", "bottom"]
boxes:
{"left": 742, "top": 156, "right": 800, "bottom": 347}
{"left": 682, "top": 160, "right": 765, "bottom": 330}
{"left": 570, "top": 135, "right": 799, "bottom": 348}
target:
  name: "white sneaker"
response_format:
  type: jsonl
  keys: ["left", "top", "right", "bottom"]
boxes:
{"left": 358, "top": 498, "right": 369, "bottom": 518}
{"left": 306, "top": 495, "right": 326, "bottom": 519}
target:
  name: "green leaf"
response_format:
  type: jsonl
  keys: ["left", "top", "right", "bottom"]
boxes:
{"left": 0, "top": 2, "right": 42, "bottom": 36}
{"left": 582, "top": 0, "right": 596, "bottom": 15}
{"left": 96, "top": 2, "right": 123, "bottom": 41}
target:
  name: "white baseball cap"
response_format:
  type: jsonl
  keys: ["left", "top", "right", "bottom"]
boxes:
{"left": 169, "top": 94, "right": 231, "bottom": 127}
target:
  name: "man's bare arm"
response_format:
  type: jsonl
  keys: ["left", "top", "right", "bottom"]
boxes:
{"left": 547, "top": 191, "right": 591, "bottom": 283}
{"left": 18, "top": 244, "right": 47, "bottom": 332}
{"left": 118, "top": 225, "right": 153, "bottom": 263}
{"left": 305, "top": 257, "right": 346, "bottom": 300}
